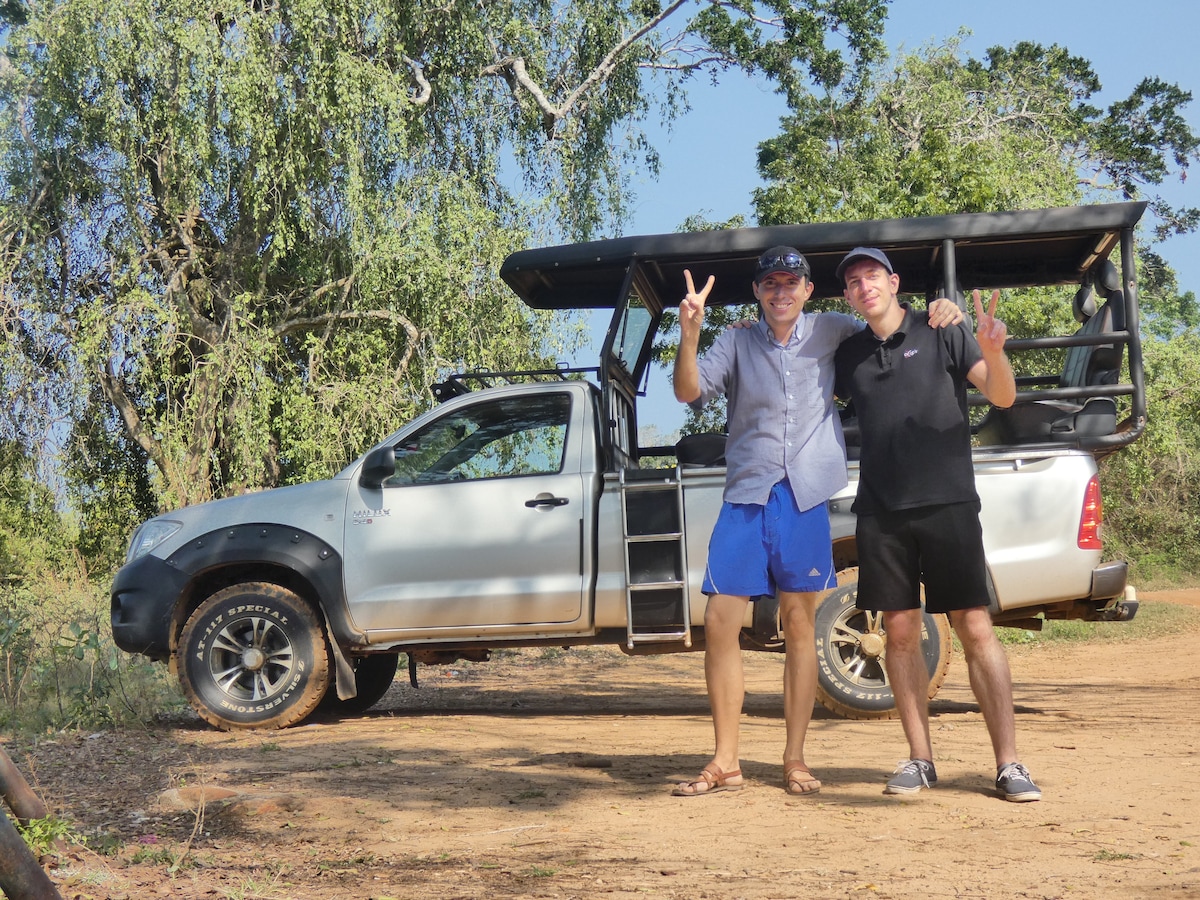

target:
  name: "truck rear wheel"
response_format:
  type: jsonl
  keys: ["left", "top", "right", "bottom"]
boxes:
{"left": 177, "top": 582, "right": 330, "bottom": 731}
{"left": 814, "top": 579, "right": 952, "bottom": 720}
{"left": 319, "top": 653, "right": 400, "bottom": 716}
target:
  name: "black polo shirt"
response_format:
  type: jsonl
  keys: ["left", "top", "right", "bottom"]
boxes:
{"left": 834, "top": 303, "right": 982, "bottom": 514}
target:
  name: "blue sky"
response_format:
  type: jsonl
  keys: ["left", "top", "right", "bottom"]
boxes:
{"left": 612, "top": 0, "right": 1200, "bottom": 436}
{"left": 625, "top": 1, "right": 1200, "bottom": 278}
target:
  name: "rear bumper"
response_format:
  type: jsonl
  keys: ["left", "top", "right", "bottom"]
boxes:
{"left": 1091, "top": 560, "right": 1128, "bottom": 602}
{"left": 1085, "top": 562, "right": 1138, "bottom": 622}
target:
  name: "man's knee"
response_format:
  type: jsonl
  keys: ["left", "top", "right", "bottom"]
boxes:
{"left": 949, "top": 606, "right": 998, "bottom": 650}
{"left": 704, "top": 594, "right": 749, "bottom": 632}
{"left": 883, "top": 609, "right": 925, "bottom": 650}
{"left": 779, "top": 591, "right": 819, "bottom": 638}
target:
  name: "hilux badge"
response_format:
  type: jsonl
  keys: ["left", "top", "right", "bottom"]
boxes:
{"left": 352, "top": 508, "right": 391, "bottom": 524}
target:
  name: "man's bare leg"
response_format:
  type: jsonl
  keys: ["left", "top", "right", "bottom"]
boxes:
{"left": 882, "top": 608, "right": 933, "bottom": 763}
{"left": 780, "top": 590, "right": 822, "bottom": 793}
{"left": 674, "top": 593, "right": 748, "bottom": 794}
{"left": 950, "top": 606, "right": 1019, "bottom": 767}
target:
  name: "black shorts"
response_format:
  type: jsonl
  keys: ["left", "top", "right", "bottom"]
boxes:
{"left": 855, "top": 502, "right": 990, "bottom": 614}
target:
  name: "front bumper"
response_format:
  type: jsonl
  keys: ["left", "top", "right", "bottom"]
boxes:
{"left": 110, "top": 555, "right": 190, "bottom": 660}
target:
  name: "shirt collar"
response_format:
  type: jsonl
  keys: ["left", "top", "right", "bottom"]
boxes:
{"left": 871, "top": 301, "right": 916, "bottom": 347}
{"left": 756, "top": 313, "right": 806, "bottom": 348}
{"left": 872, "top": 302, "right": 915, "bottom": 371}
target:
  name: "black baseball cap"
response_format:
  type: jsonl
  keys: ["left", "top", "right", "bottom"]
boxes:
{"left": 835, "top": 247, "right": 894, "bottom": 284}
{"left": 754, "top": 246, "right": 810, "bottom": 283}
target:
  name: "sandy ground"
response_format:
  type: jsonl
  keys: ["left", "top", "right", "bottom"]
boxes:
{"left": 8, "top": 590, "right": 1200, "bottom": 900}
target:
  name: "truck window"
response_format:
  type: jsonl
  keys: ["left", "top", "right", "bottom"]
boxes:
{"left": 386, "top": 393, "right": 572, "bottom": 486}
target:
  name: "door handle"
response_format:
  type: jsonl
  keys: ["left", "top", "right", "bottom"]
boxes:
{"left": 525, "top": 495, "right": 569, "bottom": 508}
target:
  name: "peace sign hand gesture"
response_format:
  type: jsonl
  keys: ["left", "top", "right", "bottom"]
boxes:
{"left": 973, "top": 289, "right": 1007, "bottom": 357}
{"left": 680, "top": 268, "right": 716, "bottom": 339}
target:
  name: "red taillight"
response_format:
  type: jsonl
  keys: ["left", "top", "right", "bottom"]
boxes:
{"left": 1078, "top": 474, "right": 1104, "bottom": 550}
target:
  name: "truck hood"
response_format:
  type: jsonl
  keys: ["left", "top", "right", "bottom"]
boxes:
{"left": 131, "top": 478, "right": 352, "bottom": 563}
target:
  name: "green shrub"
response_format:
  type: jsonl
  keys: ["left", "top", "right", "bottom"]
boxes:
{"left": 0, "top": 578, "right": 182, "bottom": 732}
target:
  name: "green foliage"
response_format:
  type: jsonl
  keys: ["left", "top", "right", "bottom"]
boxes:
{"left": 0, "top": 0, "right": 889, "bottom": 566}
{"left": 1100, "top": 329, "right": 1200, "bottom": 585}
{"left": 0, "top": 579, "right": 182, "bottom": 732}
{"left": 756, "top": 36, "right": 1096, "bottom": 224}
{"left": 755, "top": 34, "right": 1200, "bottom": 233}
{"left": 994, "top": 601, "right": 1200, "bottom": 647}
{"left": 16, "top": 814, "right": 84, "bottom": 859}
{"left": 0, "top": 442, "right": 73, "bottom": 584}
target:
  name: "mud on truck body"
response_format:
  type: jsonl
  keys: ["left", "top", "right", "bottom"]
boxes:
{"left": 111, "top": 202, "right": 1146, "bottom": 730}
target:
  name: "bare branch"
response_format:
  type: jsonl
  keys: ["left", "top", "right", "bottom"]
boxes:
{"left": 404, "top": 56, "right": 432, "bottom": 106}
{"left": 97, "top": 361, "right": 166, "bottom": 474}
{"left": 273, "top": 308, "right": 421, "bottom": 343}
{"left": 483, "top": 0, "right": 692, "bottom": 138}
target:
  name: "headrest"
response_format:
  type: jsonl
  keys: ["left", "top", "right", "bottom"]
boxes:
{"left": 675, "top": 432, "right": 727, "bottom": 467}
{"left": 1073, "top": 284, "right": 1096, "bottom": 323}
{"left": 1096, "top": 259, "right": 1121, "bottom": 294}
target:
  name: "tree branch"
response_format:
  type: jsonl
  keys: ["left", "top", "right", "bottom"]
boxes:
{"left": 482, "top": 0, "right": 691, "bottom": 138}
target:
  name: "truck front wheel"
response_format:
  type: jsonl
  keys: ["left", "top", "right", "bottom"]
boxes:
{"left": 814, "top": 579, "right": 952, "bottom": 720}
{"left": 177, "top": 583, "right": 331, "bottom": 731}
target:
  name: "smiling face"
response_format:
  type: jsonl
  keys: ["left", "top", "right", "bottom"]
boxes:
{"left": 841, "top": 259, "right": 902, "bottom": 329}
{"left": 753, "top": 271, "right": 814, "bottom": 341}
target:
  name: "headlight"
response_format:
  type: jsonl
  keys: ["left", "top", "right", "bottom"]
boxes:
{"left": 126, "top": 520, "right": 183, "bottom": 562}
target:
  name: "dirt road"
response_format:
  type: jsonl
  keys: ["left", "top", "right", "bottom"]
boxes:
{"left": 12, "top": 591, "right": 1200, "bottom": 899}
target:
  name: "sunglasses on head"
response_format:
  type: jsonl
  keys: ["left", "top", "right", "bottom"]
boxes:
{"left": 757, "top": 252, "right": 808, "bottom": 273}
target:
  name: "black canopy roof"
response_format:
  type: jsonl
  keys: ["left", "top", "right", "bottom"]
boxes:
{"left": 500, "top": 202, "right": 1148, "bottom": 310}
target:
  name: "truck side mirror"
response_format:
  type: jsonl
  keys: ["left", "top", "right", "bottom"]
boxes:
{"left": 359, "top": 445, "right": 396, "bottom": 489}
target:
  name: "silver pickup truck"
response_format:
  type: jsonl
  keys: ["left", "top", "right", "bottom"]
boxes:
{"left": 111, "top": 202, "right": 1146, "bottom": 730}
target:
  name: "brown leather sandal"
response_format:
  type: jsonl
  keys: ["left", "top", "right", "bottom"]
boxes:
{"left": 672, "top": 763, "right": 743, "bottom": 797}
{"left": 784, "top": 760, "right": 822, "bottom": 795}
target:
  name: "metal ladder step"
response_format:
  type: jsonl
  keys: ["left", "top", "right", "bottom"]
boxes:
{"left": 620, "top": 468, "right": 692, "bottom": 648}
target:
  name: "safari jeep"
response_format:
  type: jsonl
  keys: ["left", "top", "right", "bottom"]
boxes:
{"left": 111, "top": 202, "right": 1145, "bottom": 730}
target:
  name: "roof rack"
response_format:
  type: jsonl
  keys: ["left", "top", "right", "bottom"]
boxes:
{"left": 431, "top": 365, "right": 601, "bottom": 402}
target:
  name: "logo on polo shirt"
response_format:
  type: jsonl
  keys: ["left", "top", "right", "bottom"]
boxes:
{"left": 904, "top": 348, "right": 919, "bottom": 358}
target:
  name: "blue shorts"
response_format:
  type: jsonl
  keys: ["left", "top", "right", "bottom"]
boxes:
{"left": 702, "top": 482, "right": 835, "bottom": 597}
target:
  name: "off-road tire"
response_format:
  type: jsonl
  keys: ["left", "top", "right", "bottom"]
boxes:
{"left": 177, "top": 582, "right": 330, "bottom": 731}
{"left": 814, "top": 579, "right": 952, "bottom": 720}
{"left": 319, "top": 653, "right": 400, "bottom": 716}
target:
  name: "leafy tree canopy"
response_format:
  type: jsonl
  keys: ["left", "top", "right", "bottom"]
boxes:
{"left": 756, "top": 34, "right": 1200, "bottom": 235}
{"left": 0, "top": 0, "right": 890, "bottom": 546}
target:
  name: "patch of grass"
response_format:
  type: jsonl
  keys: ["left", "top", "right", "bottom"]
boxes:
{"left": 17, "top": 814, "right": 82, "bottom": 857}
{"left": 1093, "top": 848, "right": 1140, "bottom": 861}
{"left": 127, "top": 843, "right": 198, "bottom": 870}
{"left": 1, "top": 580, "right": 184, "bottom": 733}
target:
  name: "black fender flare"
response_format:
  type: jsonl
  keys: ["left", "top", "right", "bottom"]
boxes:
{"left": 164, "top": 523, "right": 364, "bottom": 651}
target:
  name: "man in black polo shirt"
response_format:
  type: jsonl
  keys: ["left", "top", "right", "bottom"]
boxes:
{"left": 833, "top": 246, "right": 1042, "bottom": 803}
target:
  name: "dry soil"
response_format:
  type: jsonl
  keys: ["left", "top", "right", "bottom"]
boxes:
{"left": 8, "top": 590, "right": 1200, "bottom": 900}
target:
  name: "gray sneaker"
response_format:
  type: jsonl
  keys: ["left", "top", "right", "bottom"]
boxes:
{"left": 996, "top": 762, "right": 1042, "bottom": 802}
{"left": 884, "top": 759, "right": 937, "bottom": 795}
